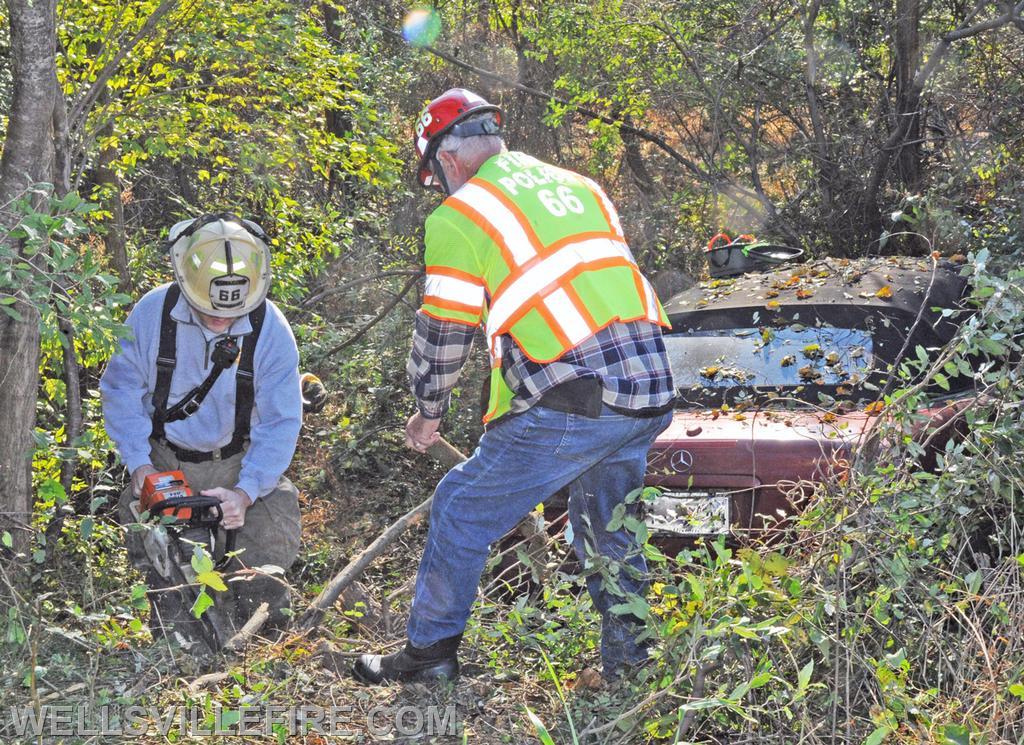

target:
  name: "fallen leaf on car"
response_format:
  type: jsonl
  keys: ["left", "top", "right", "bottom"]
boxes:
{"left": 701, "top": 365, "right": 721, "bottom": 378}
{"left": 875, "top": 286, "right": 893, "bottom": 299}
{"left": 780, "top": 355, "right": 796, "bottom": 367}
{"left": 766, "top": 300, "right": 781, "bottom": 310}
{"left": 796, "top": 288, "right": 815, "bottom": 299}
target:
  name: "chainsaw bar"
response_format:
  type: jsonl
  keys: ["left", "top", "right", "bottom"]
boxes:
{"left": 130, "top": 499, "right": 235, "bottom": 653}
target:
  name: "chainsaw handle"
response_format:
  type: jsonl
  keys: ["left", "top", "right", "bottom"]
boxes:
{"left": 145, "top": 494, "right": 223, "bottom": 520}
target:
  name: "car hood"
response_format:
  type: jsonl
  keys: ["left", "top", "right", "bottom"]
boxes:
{"left": 647, "top": 407, "right": 878, "bottom": 490}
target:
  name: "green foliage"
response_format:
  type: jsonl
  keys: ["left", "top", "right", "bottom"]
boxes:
{"left": 0, "top": 188, "right": 129, "bottom": 345}
{"left": 2, "top": 0, "right": 1021, "bottom": 739}
{"left": 442, "top": 0, "right": 1023, "bottom": 259}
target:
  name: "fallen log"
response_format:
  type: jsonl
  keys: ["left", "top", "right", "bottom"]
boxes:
{"left": 297, "top": 437, "right": 467, "bottom": 631}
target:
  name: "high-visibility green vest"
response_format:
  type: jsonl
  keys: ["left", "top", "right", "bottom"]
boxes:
{"left": 421, "top": 151, "right": 668, "bottom": 422}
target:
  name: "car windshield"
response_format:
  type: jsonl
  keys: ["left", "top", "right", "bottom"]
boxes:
{"left": 665, "top": 326, "right": 874, "bottom": 389}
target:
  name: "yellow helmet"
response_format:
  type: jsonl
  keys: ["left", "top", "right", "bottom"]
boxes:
{"left": 167, "top": 213, "right": 272, "bottom": 318}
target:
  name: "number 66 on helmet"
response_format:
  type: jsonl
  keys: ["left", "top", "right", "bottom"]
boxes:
{"left": 165, "top": 213, "right": 273, "bottom": 318}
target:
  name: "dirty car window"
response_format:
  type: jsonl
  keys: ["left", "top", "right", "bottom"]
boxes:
{"left": 665, "top": 327, "right": 874, "bottom": 388}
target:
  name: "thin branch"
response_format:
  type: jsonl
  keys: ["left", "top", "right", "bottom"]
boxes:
{"left": 298, "top": 437, "right": 467, "bottom": 630}
{"left": 68, "top": 0, "right": 179, "bottom": 133}
{"left": 317, "top": 273, "right": 421, "bottom": 361}
{"left": 298, "top": 269, "right": 422, "bottom": 309}
{"left": 348, "top": 9, "right": 740, "bottom": 196}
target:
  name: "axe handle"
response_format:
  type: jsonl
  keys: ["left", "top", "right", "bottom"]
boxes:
{"left": 426, "top": 437, "right": 468, "bottom": 469}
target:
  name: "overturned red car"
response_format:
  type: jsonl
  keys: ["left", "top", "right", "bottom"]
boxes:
{"left": 643, "top": 256, "right": 971, "bottom": 541}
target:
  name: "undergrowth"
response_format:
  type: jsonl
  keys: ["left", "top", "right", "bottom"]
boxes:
{"left": 1, "top": 254, "right": 1022, "bottom": 744}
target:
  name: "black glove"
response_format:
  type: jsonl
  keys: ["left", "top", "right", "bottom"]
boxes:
{"left": 300, "top": 373, "right": 328, "bottom": 414}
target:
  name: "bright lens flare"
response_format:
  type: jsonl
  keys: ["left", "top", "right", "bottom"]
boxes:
{"left": 402, "top": 8, "right": 441, "bottom": 48}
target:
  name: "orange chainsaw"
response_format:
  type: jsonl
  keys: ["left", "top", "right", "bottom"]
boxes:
{"left": 131, "top": 470, "right": 238, "bottom": 653}
{"left": 138, "top": 470, "right": 236, "bottom": 564}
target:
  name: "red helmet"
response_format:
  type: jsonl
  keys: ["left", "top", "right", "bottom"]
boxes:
{"left": 413, "top": 88, "right": 503, "bottom": 188}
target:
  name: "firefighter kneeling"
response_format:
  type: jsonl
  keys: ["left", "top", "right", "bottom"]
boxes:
{"left": 101, "top": 213, "right": 304, "bottom": 653}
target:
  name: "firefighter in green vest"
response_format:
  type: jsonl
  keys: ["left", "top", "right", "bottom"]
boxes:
{"left": 353, "top": 89, "right": 676, "bottom": 684}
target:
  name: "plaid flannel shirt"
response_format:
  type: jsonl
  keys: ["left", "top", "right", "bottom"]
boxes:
{"left": 408, "top": 311, "right": 676, "bottom": 420}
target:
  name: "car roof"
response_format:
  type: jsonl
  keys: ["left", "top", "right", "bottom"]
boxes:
{"left": 663, "top": 255, "right": 970, "bottom": 352}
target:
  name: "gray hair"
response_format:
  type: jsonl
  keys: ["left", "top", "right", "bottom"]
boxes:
{"left": 436, "top": 111, "right": 505, "bottom": 161}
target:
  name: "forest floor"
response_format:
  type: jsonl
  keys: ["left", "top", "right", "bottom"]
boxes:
{"left": 1, "top": 416, "right": 622, "bottom": 744}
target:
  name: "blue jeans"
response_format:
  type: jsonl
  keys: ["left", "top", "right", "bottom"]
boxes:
{"left": 407, "top": 404, "right": 672, "bottom": 673}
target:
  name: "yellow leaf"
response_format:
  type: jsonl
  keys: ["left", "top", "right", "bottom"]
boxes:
{"left": 875, "top": 286, "right": 893, "bottom": 299}
{"left": 195, "top": 570, "right": 227, "bottom": 592}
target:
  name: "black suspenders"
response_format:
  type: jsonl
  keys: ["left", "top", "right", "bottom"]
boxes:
{"left": 150, "top": 285, "right": 267, "bottom": 462}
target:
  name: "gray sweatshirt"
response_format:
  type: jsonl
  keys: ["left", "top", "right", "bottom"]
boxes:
{"left": 100, "top": 283, "right": 302, "bottom": 501}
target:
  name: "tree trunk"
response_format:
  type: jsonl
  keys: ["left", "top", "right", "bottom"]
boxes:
{"left": 93, "top": 121, "right": 131, "bottom": 291}
{"left": 893, "top": 0, "right": 923, "bottom": 192}
{"left": 321, "top": 2, "right": 355, "bottom": 202}
{"left": 58, "top": 316, "right": 83, "bottom": 496}
{"left": 803, "top": 0, "right": 834, "bottom": 207}
{"left": 621, "top": 115, "right": 658, "bottom": 201}
{"left": 0, "top": 0, "right": 58, "bottom": 551}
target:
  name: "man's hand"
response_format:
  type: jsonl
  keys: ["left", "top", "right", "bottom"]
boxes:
{"left": 405, "top": 412, "right": 441, "bottom": 453}
{"left": 202, "top": 487, "right": 251, "bottom": 530}
{"left": 131, "top": 464, "right": 158, "bottom": 498}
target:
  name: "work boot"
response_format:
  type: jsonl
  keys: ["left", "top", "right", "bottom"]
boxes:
{"left": 352, "top": 634, "right": 461, "bottom": 685}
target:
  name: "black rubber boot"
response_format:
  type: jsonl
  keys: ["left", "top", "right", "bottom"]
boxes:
{"left": 352, "top": 634, "right": 462, "bottom": 685}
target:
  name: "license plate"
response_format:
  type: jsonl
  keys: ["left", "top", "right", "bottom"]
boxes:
{"left": 646, "top": 491, "right": 730, "bottom": 535}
